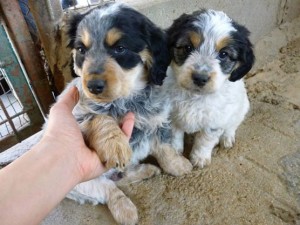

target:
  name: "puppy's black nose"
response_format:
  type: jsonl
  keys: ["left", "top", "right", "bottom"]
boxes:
{"left": 87, "top": 80, "right": 105, "bottom": 94}
{"left": 192, "top": 73, "right": 210, "bottom": 86}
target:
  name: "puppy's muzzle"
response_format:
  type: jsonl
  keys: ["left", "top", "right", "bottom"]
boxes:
{"left": 192, "top": 72, "right": 210, "bottom": 87}
{"left": 87, "top": 79, "right": 106, "bottom": 95}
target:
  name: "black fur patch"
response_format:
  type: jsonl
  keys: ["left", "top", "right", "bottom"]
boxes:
{"left": 111, "top": 6, "right": 170, "bottom": 84}
{"left": 74, "top": 50, "right": 85, "bottom": 69}
{"left": 106, "top": 33, "right": 145, "bottom": 70}
{"left": 167, "top": 13, "right": 198, "bottom": 65}
{"left": 219, "top": 45, "right": 239, "bottom": 74}
{"left": 229, "top": 22, "right": 255, "bottom": 81}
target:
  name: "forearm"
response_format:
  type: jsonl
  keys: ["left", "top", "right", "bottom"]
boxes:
{"left": 0, "top": 141, "right": 80, "bottom": 225}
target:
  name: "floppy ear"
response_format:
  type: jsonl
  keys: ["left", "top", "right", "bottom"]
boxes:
{"left": 145, "top": 23, "right": 171, "bottom": 85}
{"left": 167, "top": 13, "right": 197, "bottom": 64}
{"left": 62, "top": 11, "right": 87, "bottom": 78}
{"left": 63, "top": 11, "right": 86, "bottom": 48}
{"left": 229, "top": 23, "right": 255, "bottom": 82}
{"left": 63, "top": 3, "right": 111, "bottom": 48}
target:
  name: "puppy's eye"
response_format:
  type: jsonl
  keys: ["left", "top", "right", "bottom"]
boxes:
{"left": 218, "top": 51, "right": 229, "bottom": 60}
{"left": 76, "top": 47, "right": 86, "bottom": 55}
{"left": 114, "top": 46, "right": 127, "bottom": 54}
{"left": 185, "top": 45, "right": 193, "bottom": 53}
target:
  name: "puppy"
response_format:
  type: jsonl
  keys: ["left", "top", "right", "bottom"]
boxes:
{"left": 62, "top": 3, "right": 192, "bottom": 224}
{"left": 164, "top": 9, "right": 255, "bottom": 168}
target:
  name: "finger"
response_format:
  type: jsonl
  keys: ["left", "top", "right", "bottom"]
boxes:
{"left": 121, "top": 112, "right": 135, "bottom": 140}
{"left": 56, "top": 86, "right": 79, "bottom": 110}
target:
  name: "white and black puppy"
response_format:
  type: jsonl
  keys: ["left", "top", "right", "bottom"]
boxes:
{"left": 61, "top": 3, "right": 192, "bottom": 225}
{"left": 164, "top": 9, "right": 255, "bottom": 168}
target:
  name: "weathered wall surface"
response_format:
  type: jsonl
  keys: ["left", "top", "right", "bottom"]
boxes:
{"left": 126, "top": 0, "right": 300, "bottom": 43}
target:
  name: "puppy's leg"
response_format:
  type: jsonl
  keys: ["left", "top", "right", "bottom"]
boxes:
{"left": 152, "top": 143, "right": 192, "bottom": 176}
{"left": 221, "top": 118, "right": 245, "bottom": 149}
{"left": 171, "top": 127, "right": 185, "bottom": 154}
{"left": 220, "top": 128, "right": 236, "bottom": 149}
{"left": 190, "top": 130, "right": 222, "bottom": 168}
{"left": 107, "top": 185, "right": 138, "bottom": 225}
{"left": 68, "top": 176, "right": 138, "bottom": 225}
{"left": 117, "top": 164, "right": 161, "bottom": 185}
{"left": 80, "top": 115, "right": 132, "bottom": 171}
{"left": 220, "top": 107, "right": 249, "bottom": 149}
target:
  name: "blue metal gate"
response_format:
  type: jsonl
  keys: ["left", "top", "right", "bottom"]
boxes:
{"left": 0, "top": 23, "right": 45, "bottom": 151}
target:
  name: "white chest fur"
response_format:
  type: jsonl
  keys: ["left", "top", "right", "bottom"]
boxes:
{"left": 165, "top": 76, "right": 249, "bottom": 134}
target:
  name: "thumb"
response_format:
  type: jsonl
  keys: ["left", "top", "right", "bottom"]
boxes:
{"left": 121, "top": 112, "right": 135, "bottom": 140}
{"left": 56, "top": 86, "right": 79, "bottom": 111}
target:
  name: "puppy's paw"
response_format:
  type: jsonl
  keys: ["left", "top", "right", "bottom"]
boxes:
{"left": 144, "top": 164, "right": 162, "bottom": 177}
{"left": 97, "top": 134, "right": 132, "bottom": 171}
{"left": 108, "top": 194, "right": 138, "bottom": 225}
{"left": 220, "top": 135, "right": 235, "bottom": 149}
{"left": 156, "top": 148, "right": 193, "bottom": 176}
{"left": 167, "top": 155, "right": 193, "bottom": 176}
{"left": 81, "top": 114, "right": 132, "bottom": 171}
{"left": 190, "top": 151, "right": 212, "bottom": 168}
{"left": 119, "top": 164, "right": 161, "bottom": 185}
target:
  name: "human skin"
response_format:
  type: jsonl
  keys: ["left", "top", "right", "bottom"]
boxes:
{"left": 0, "top": 86, "right": 134, "bottom": 225}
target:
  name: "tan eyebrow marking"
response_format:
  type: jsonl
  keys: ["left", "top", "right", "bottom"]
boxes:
{"left": 216, "top": 37, "right": 231, "bottom": 51}
{"left": 189, "top": 31, "right": 202, "bottom": 48}
{"left": 81, "top": 28, "right": 92, "bottom": 48}
{"left": 105, "top": 28, "right": 123, "bottom": 46}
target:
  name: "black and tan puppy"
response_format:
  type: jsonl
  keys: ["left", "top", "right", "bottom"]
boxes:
{"left": 61, "top": 3, "right": 192, "bottom": 224}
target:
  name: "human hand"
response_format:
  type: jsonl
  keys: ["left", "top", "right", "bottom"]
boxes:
{"left": 41, "top": 86, "right": 135, "bottom": 182}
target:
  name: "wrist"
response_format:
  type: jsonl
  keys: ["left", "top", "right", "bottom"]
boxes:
{"left": 32, "top": 139, "right": 82, "bottom": 186}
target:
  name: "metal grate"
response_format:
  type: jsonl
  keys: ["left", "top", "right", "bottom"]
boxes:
{"left": 0, "top": 68, "right": 30, "bottom": 140}
{"left": 0, "top": 19, "right": 45, "bottom": 152}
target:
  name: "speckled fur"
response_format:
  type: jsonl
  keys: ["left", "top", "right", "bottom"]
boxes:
{"left": 165, "top": 9, "right": 254, "bottom": 168}
{"left": 62, "top": 3, "right": 192, "bottom": 225}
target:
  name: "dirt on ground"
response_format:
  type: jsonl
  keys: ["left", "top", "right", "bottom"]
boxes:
{"left": 42, "top": 17, "right": 300, "bottom": 225}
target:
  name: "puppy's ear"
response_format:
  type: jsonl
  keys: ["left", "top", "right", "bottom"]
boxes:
{"left": 167, "top": 13, "right": 197, "bottom": 62}
{"left": 145, "top": 23, "right": 171, "bottom": 85}
{"left": 63, "top": 3, "right": 110, "bottom": 48}
{"left": 229, "top": 23, "right": 255, "bottom": 82}
{"left": 62, "top": 11, "right": 86, "bottom": 78}
{"left": 167, "top": 10, "right": 205, "bottom": 62}
{"left": 63, "top": 11, "right": 86, "bottom": 48}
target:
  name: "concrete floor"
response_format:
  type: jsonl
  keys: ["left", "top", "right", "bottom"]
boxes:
{"left": 39, "top": 16, "right": 300, "bottom": 225}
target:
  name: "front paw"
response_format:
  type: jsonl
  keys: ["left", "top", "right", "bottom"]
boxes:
{"left": 190, "top": 150, "right": 212, "bottom": 168}
{"left": 167, "top": 155, "right": 193, "bottom": 176}
{"left": 220, "top": 135, "right": 235, "bottom": 149}
{"left": 97, "top": 134, "right": 132, "bottom": 171}
{"left": 156, "top": 146, "right": 192, "bottom": 176}
{"left": 118, "top": 164, "right": 161, "bottom": 185}
{"left": 81, "top": 115, "right": 132, "bottom": 171}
